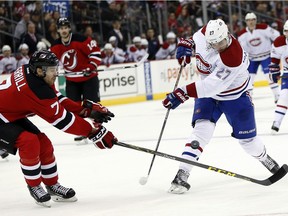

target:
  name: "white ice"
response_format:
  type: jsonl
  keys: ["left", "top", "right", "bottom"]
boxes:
{"left": 1, "top": 86, "right": 288, "bottom": 216}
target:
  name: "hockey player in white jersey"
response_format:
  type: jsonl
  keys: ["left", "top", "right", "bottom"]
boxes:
{"left": 0, "top": 45, "right": 17, "bottom": 74}
{"left": 162, "top": 19, "right": 281, "bottom": 194}
{"left": 17, "top": 43, "right": 30, "bottom": 67}
{"left": 269, "top": 20, "right": 288, "bottom": 133}
{"left": 155, "top": 31, "right": 177, "bottom": 60}
{"left": 237, "top": 12, "right": 280, "bottom": 103}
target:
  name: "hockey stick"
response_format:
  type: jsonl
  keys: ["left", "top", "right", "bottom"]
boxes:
{"left": 58, "top": 53, "right": 149, "bottom": 77}
{"left": 140, "top": 65, "right": 184, "bottom": 185}
{"left": 115, "top": 141, "right": 288, "bottom": 186}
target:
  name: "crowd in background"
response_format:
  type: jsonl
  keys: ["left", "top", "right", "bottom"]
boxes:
{"left": 0, "top": 0, "right": 287, "bottom": 74}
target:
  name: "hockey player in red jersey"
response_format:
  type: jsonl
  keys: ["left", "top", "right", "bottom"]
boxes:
{"left": 0, "top": 50, "right": 116, "bottom": 207}
{"left": 50, "top": 17, "right": 101, "bottom": 103}
{"left": 162, "top": 19, "right": 281, "bottom": 194}
{"left": 50, "top": 17, "right": 102, "bottom": 142}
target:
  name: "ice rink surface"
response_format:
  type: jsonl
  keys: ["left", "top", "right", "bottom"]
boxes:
{"left": 1, "top": 86, "right": 288, "bottom": 216}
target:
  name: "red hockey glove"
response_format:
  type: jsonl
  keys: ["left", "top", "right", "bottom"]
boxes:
{"left": 176, "top": 38, "right": 194, "bottom": 67}
{"left": 268, "top": 64, "right": 281, "bottom": 83}
{"left": 81, "top": 99, "right": 115, "bottom": 123}
{"left": 83, "top": 64, "right": 97, "bottom": 77}
{"left": 162, "top": 88, "right": 189, "bottom": 109}
{"left": 88, "top": 125, "right": 117, "bottom": 149}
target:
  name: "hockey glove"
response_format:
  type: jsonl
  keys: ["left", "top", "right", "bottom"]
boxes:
{"left": 162, "top": 88, "right": 189, "bottom": 109}
{"left": 268, "top": 64, "right": 281, "bottom": 83}
{"left": 81, "top": 99, "right": 115, "bottom": 123}
{"left": 89, "top": 125, "right": 117, "bottom": 149}
{"left": 176, "top": 38, "right": 194, "bottom": 67}
{"left": 83, "top": 64, "right": 97, "bottom": 77}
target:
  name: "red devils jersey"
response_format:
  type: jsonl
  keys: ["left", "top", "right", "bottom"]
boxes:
{"left": 50, "top": 33, "right": 101, "bottom": 82}
{"left": 0, "top": 65, "right": 92, "bottom": 136}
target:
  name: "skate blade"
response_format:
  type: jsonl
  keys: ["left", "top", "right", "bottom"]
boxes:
{"left": 271, "top": 129, "right": 278, "bottom": 135}
{"left": 35, "top": 200, "right": 51, "bottom": 208}
{"left": 168, "top": 184, "right": 188, "bottom": 194}
{"left": 51, "top": 195, "right": 78, "bottom": 202}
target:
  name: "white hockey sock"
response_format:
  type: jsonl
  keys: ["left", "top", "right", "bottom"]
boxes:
{"left": 179, "top": 120, "right": 215, "bottom": 172}
{"left": 264, "top": 74, "right": 279, "bottom": 101}
{"left": 239, "top": 136, "right": 266, "bottom": 160}
{"left": 274, "top": 89, "right": 288, "bottom": 126}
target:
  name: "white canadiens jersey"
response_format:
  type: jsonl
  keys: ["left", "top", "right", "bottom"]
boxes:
{"left": 155, "top": 42, "right": 177, "bottom": 60}
{"left": 193, "top": 27, "right": 250, "bottom": 101}
{"left": 270, "top": 35, "right": 288, "bottom": 73}
{"left": 0, "top": 55, "right": 17, "bottom": 74}
{"left": 17, "top": 55, "right": 30, "bottom": 68}
{"left": 102, "top": 52, "right": 126, "bottom": 65}
{"left": 237, "top": 24, "right": 280, "bottom": 61}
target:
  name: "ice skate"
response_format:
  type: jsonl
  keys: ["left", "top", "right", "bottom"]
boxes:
{"left": 28, "top": 185, "right": 51, "bottom": 207}
{"left": 46, "top": 183, "right": 77, "bottom": 202}
{"left": 271, "top": 121, "right": 280, "bottom": 135}
{"left": 0, "top": 149, "right": 9, "bottom": 159}
{"left": 168, "top": 169, "right": 190, "bottom": 194}
{"left": 260, "top": 154, "right": 280, "bottom": 174}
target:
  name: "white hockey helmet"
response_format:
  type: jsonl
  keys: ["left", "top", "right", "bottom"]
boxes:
{"left": 132, "top": 36, "right": 141, "bottom": 44}
{"left": 283, "top": 20, "right": 288, "bottom": 36}
{"left": 109, "top": 36, "right": 117, "bottom": 42}
{"left": 205, "top": 19, "right": 229, "bottom": 45}
{"left": 19, "top": 43, "right": 29, "bottom": 50}
{"left": 166, "top": 31, "right": 176, "bottom": 39}
{"left": 245, "top": 12, "right": 257, "bottom": 21}
{"left": 37, "top": 41, "right": 47, "bottom": 51}
{"left": 141, "top": 38, "right": 148, "bottom": 46}
{"left": 283, "top": 20, "right": 288, "bottom": 31}
{"left": 2, "top": 45, "right": 11, "bottom": 52}
{"left": 104, "top": 43, "right": 113, "bottom": 50}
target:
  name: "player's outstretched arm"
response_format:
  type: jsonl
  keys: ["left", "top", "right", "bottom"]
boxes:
{"left": 80, "top": 99, "right": 115, "bottom": 123}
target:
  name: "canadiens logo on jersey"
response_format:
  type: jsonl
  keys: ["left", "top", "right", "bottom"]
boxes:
{"left": 249, "top": 38, "right": 261, "bottom": 46}
{"left": 195, "top": 54, "right": 211, "bottom": 75}
{"left": 61, "top": 49, "right": 77, "bottom": 70}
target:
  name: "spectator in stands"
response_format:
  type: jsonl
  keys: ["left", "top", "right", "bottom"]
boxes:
{"left": 0, "top": 5, "right": 10, "bottom": 48}
{"left": 17, "top": 43, "right": 30, "bottom": 67}
{"left": 168, "top": 12, "right": 178, "bottom": 33}
{"left": 237, "top": 12, "right": 280, "bottom": 103}
{"left": 31, "top": 10, "right": 44, "bottom": 36}
{"left": 109, "top": 36, "right": 126, "bottom": 57}
{"left": 14, "top": 12, "right": 30, "bottom": 46}
{"left": 176, "top": 4, "right": 194, "bottom": 37}
{"left": 22, "top": 22, "right": 42, "bottom": 56}
{"left": 101, "top": 43, "right": 126, "bottom": 67}
{"left": 84, "top": 25, "right": 98, "bottom": 41}
{"left": 155, "top": 32, "right": 177, "bottom": 60}
{"left": 146, "top": 28, "right": 160, "bottom": 60}
{"left": 0, "top": 45, "right": 17, "bottom": 74}
{"left": 46, "top": 21, "right": 59, "bottom": 44}
{"left": 108, "top": 20, "right": 127, "bottom": 51}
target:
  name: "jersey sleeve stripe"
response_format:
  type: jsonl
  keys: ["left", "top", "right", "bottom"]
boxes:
{"left": 52, "top": 110, "right": 75, "bottom": 131}
{"left": 0, "top": 113, "right": 9, "bottom": 123}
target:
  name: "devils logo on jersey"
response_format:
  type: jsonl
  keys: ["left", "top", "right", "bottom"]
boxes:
{"left": 195, "top": 54, "right": 211, "bottom": 75}
{"left": 61, "top": 49, "right": 78, "bottom": 70}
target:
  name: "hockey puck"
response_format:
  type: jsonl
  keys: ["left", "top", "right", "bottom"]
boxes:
{"left": 191, "top": 140, "right": 200, "bottom": 149}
